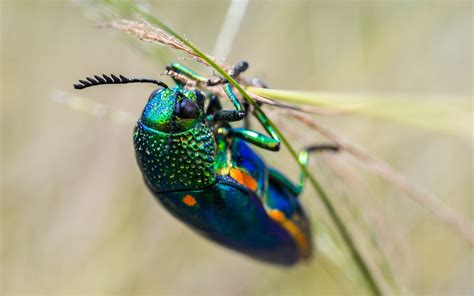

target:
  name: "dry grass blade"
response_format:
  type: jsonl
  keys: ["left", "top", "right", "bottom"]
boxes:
{"left": 108, "top": 19, "right": 230, "bottom": 71}
{"left": 284, "top": 109, "right": 474, "bottom": 244}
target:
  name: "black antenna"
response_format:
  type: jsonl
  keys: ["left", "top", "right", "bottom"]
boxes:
{"left": 73, "top": 74, "right": 168, "bottom": 90}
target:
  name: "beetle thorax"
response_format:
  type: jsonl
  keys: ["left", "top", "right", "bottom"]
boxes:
{"left": 133, "top": 121, "right": 216, "bottom": 192}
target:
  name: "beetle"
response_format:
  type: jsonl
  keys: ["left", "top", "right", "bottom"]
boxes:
{"left": 73, "top": 62, "right": 338, "bottom": 266}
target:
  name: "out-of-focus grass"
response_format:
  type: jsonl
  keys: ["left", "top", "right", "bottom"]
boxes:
{"left": 248, "top": 87, "right": 472, "bottom": 139}
{"left": 1, "top": 1, "right": 472, "bottom": 295}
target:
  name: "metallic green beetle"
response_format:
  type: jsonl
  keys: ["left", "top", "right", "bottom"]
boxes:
{"left": 73, "top": 62, "right": 338, "bottom": 265}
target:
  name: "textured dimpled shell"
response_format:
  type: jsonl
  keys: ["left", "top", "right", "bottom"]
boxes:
{"left": 134, "top": 121, "right": 216, "bottom": 192}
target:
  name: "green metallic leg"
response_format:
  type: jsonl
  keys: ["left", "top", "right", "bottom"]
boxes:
{"left": 217, "top": 83, "right": 279, "bottom": 150}
{"left": 297, "top": 144, "right": 339, "bottom": 194}
{"left": 230, "top": 108, "right": 280, "bottom": 151}
{"left": 225, "top": 83, "right": 280, "bottom": 150}
{"left": 166, "top": 63, "right": 208, "bottom": 84}
{"left": 212, "top": 83, "right": 246, "bottom": 122}
{"left": 268, "top": 144, "right": 339, "bottom": 196}
{"left": 211, "top": 83, "right": 280, "bottom": 151}
{"left": 268, "top": 168, "right": 301, "bottom": 196}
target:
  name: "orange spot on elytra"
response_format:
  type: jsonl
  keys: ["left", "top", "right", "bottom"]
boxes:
{"left": 268, "top": 209, "right": 285, "bottom": 222}
{"left": 268, "top": 209, "right": 311, "bottom": 258}
{"left": 182, "top": 194, "right": 197, "bottom": 207}
{"left": 230, "top": 168, "right": 258, "bottom": 191}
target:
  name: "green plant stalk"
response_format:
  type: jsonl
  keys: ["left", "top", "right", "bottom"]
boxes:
{"left": 132, "top": 6, "right": 381, "bottom": 295}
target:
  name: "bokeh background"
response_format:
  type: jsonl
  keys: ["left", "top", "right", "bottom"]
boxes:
{"left": 1, "top": 0, "right": 472, "bottom": 295}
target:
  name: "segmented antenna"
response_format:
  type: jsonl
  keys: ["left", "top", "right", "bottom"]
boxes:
{"left": 73, "top": 74, "right": 168, "bottom": 90}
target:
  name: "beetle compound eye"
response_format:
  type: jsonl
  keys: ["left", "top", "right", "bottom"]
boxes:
{"left": 177, "top": 99, "right": 200, "bottom": 119}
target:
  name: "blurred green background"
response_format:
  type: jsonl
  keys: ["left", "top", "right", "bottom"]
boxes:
{"left": 1, "top": 0, "right": 472, "bottom": 295}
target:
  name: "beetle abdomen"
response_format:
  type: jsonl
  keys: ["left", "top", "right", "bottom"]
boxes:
{"left": 149, "top": 176, "right": 302, "bottom": 265}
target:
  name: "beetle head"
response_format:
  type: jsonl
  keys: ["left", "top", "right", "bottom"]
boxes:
{"left": 141, "top": 86, "right": 205, "bottom": 133}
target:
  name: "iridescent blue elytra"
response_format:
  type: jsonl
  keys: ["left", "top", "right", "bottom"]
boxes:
{"left": 73, "top": 63, "right": 337, "bottom": 265}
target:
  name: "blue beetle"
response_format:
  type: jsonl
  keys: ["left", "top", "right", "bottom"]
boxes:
{"left": 73, "top": 62, "right": 338, "bottom": 265}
